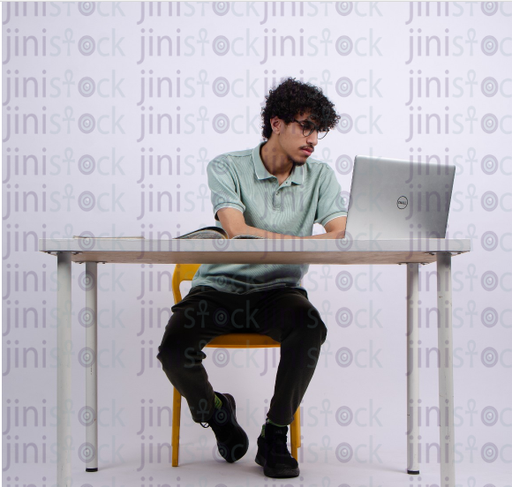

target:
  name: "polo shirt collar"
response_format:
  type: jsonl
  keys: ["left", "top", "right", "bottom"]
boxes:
{"left": 290, "top": 164, "right": 305, "bottom": 185}
{"left": 252, "top": 143, "right": 304, "bottom": 185}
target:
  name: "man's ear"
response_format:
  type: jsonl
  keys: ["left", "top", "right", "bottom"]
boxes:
{"left": 270, "top": 116, "right": 282, "bottom": 135}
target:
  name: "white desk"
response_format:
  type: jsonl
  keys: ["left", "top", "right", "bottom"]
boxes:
{"left": 39, "top": 237, "right": 470, "bottom": 487}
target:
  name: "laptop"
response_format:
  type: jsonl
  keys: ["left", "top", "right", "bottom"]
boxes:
{"left": 344, "top": 155, "right": 456, "bottom": 240}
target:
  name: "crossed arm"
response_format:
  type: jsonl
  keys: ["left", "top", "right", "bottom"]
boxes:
{"left": 217, "top": 207, "right": 346, "bottom": 240}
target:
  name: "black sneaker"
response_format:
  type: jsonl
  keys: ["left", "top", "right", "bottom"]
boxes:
{"left": 202, "top": 392, "right": 249, "bottom": 463}
{"left": 255, "top": 423, "right": 299, "bottom": 478}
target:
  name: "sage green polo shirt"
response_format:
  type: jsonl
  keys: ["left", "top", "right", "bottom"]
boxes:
{"left": 192, "top": 143, "right": 347, "bottom": 294}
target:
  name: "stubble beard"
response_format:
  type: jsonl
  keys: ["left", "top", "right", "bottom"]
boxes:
{"left": 292, "top": 159, "right": 307, "bottom": 167}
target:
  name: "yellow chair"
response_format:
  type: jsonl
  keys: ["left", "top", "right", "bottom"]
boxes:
{"left": 171, "top": 263, "right": 301, "bottom": 467}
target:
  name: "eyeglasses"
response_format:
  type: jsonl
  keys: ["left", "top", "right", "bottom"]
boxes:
{"left": 292, "top": 119, "right": 329, "bottom": 140}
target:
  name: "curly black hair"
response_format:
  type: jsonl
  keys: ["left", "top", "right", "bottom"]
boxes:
{"left": 261, "top": 78, "right": 340, "bottom": 139}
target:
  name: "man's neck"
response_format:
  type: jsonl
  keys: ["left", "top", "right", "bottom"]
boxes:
{"left": 260, "top": 139, "right": 294, "bottom": 185}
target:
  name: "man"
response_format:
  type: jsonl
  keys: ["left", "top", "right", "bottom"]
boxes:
{"left": 157, "top": 78, "right": 346, "bottom": 478}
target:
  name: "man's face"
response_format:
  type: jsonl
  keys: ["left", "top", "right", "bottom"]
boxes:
{"left": 273, "top": 114, "right": 320, "bottom": 166}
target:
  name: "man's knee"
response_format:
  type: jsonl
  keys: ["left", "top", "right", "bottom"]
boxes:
{"left": 287, "top": 303, "right": 327, "bottom": 343}
{"left": 157, "top": 335, "right": 208, "bottom": 372}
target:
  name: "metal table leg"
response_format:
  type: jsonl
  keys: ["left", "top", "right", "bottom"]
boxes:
{"left": 57, "top": 252, "right": 72, "bottom": 487}
{"left": 85, "top": 262, "right": 98, "bottom": 472}
{"left": 436, "top": 253, "right": 455, "bottom": 487}
{"left": 406, "top": 263, "right": 420, "bottom": 474}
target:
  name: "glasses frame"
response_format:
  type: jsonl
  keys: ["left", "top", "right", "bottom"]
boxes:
{"left": 292, "top": 119, "right": 329, "bottom": 140}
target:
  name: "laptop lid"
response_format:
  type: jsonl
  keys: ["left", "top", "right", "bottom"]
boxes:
{"left": 345, "top": 155, "right": 456, "bottom": 240}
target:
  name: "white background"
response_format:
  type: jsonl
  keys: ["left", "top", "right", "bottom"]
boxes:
{"left": 2, "top": 2, "right": 512, "bottom": 487}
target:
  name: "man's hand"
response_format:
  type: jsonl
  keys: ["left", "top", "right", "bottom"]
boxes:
{"left": 217, "top": 208, "right": 346, "bottom": 240}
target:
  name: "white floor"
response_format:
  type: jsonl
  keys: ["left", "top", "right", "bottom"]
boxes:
{"left": 4, "top": 427, "right": 511, "bottom": 487}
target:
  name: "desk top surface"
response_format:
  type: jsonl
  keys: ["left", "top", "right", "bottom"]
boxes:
{"left": 39, "top": 238, "right": 471, "bottom": 265}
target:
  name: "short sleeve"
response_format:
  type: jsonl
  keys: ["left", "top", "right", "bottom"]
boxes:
{"left": 314, "top": 165, "right": 348, "bottom": 227}
{"left": 207, "top": 156, "right": 246, "bottom": 220}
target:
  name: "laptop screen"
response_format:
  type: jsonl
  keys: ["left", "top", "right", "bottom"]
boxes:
{"left": 345, "top": 155, "right": 456, "bottom": 240}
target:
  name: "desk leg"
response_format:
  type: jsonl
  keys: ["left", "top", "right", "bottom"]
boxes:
{"left": 57, "top": 252, "right": 72, "bottom": 487}
{"left": 437, "top": 253, "right": 455, "bottom": 487}
{"left": 406, "top": 263, "right": 420, "bottom": 474}
{"left": 85, "top": 262, "right": 99, "bottom": 472}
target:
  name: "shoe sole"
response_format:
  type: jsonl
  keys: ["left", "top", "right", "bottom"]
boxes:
{"left": 263, "top": 464, "right": 300, "bottom": 479}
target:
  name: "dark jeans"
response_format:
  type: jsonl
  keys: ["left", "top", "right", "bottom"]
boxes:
{"left": 157, "top": 286, "right": 327, "bottom": 426}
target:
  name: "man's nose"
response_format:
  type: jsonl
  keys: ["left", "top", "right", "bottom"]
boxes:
{"left": 306, "top": 130, "right": 319, "bottom": 146}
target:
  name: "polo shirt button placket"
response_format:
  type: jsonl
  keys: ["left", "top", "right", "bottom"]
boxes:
{"left": 273, "top": 187, "right": 280, "bottom": 209}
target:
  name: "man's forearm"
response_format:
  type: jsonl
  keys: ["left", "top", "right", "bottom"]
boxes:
{"left": 232, "top": 223, "right": 344, "bottom": 240}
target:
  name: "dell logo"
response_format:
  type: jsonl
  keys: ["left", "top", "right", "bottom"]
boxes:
{"left": 397, "top": 196, "right": 408, "bottom": 209}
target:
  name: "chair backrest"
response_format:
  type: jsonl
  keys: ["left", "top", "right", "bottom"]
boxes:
{"left": 171, "top": 264, "right": 280, "bottom": 349}
{"left": 172, "top": 264, "right": 201, "bottom": 303}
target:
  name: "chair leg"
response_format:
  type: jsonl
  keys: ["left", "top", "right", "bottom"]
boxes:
{"left": 172, "top": 388, "right": 182, "bottom": 467}
{"left": 296, "top": 407, "right": 301, "bottom": 448}
{"left": 290, "top": 408, "right": 301, "bottom": 461}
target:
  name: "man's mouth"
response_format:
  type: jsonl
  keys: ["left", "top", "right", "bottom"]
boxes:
{"left": 301, "top": 146, "right": 314, "bottom": 156}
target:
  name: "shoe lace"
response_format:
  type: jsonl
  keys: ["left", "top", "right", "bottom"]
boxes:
{"left": 202, "top": 411, "right": 231, "bottom": 443}
{"left": 269, "top": 428, "right": 291, "bottom": 456}
{"left": 200, "top": 405, "right": 227, "bottom": 429}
